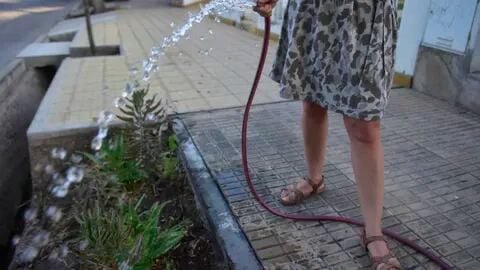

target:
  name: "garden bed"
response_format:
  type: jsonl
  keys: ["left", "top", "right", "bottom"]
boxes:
{"left": 10, "top": 87, "right": 224, "bottom": 269}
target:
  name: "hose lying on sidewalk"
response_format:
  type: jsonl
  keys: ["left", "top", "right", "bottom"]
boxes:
{"left": 241, "top": 16, "right": 451, "bottom": 270}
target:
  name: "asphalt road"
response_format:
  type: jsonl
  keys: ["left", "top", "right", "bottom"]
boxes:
{"left": 0, "top": 0, "right": 77, "bottom": 69}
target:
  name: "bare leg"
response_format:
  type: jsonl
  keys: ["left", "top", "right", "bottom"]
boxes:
{"left": 343, "top": 116, "right": 391, "bottom": 259}
{"left": 280, "top": 101, "right": 328, "bottom": 201}
{"left": 303, "top": 101, "right": 328, "bottom": 183}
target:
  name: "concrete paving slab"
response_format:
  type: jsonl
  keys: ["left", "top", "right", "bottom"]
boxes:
{"left": 17, "top": 42, "right": 71, "bottom": 68}
{"left": 70, "top": 22, "right": 121, "bottom": 56}
{"left": 181, "top": 88, "right": 480, "bottom": 269}
{"left": 47, "top": 11, "right": 118, "bottom": 41}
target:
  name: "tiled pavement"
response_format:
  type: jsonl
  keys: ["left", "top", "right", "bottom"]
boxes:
{"left": 181, "top": 88, "right": 480, "bottom": 269}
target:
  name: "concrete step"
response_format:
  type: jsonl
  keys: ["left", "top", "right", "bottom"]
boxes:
{"left": 70, "top": 22, "right": 121, "bottom": 57}
{"left": 16, "top": 42, "right": 71, "bottom": 68}
{"left": 48, "top": 11, "right": 117, "bottom": 42}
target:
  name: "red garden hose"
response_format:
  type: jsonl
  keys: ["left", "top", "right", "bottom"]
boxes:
{"left": 241, "top": 16, "right": 451, "bottom": 269}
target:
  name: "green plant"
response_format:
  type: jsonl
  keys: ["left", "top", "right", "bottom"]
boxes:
{"left": 120, "top": 199, "right": 187, "bottom": 269}
{"left": 83, "top": 134, "right": 147, "bottom": 185}
{"left": 76, "top": 198, "right": 187, "bottom": 269}
{"left": 158, "top": 135, "right": 179, "bottom": 179}
{"left": 117, "top": 86, "right": 168, "bottom": 166}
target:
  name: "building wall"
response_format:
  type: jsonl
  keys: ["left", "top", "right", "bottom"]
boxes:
{"left": 413, "top": 1, "right": 480, "bottom": 114}
{"left": 413, "top": 46, "right": 480, "bottom": 114}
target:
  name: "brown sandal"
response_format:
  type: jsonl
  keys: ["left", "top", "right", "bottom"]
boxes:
{"left": 361, "top": 229, "right": 403, "bottom": 270}
{"left": 279, "top": 176, "right": 325, "bottom": 206}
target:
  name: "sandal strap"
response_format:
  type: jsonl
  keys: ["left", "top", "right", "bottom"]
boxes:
{"left": 305, "top": 176, "right": 324, "bottom": 194}
{"left": 364, "top": 235, "right": 386, "bottom": 247}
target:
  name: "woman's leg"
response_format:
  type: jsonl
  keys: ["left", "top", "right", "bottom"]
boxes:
{"left": 343, "top": 116, "right": 390, "bottom": 257}
{"left": 303, "top": 101, "right": 329, "bottom": 183}
{"left": 281, "top": 101, "right": 328, "bottom": 200}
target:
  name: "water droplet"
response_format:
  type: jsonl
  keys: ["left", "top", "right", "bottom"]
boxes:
{"left": 51, "top": 147, "right": 67, "bottom": 160}
{"left": 91, "top": 135, "right": 103, "bottom": 151}
{"left": 215, "top": 17, "right": 221, "bottom": 23}
{"left": 45, "top": 164, "right": 55, "bottom": 174}
{"left": 33, "top": 231, "right": 50, "bottom": 247}
{"left": 21, "top": 246, "right": 39, "bottom": 262}
{"left": 146, "top": 113, "right": 158, "bottom": 121}
{"left": 98, "top": 126, "right": 109, "bottom": 139}
{"left": 114, "top": 97, "right": 126, "bottom": 108}
{"left": 12, "top": 235, "right": 21, "bottom": 246}
{"left": 185, "top": 35, "right": 190, "bottom": 40}
{"left": 52, "top": 173, "right": 66, "bottom": 185}
{"left": 255, "top": 44, "right": 259, "bottom": 48}
{"left": 52, "top": 185, "right": 69, "bottom": 198}
{"left": 97, "top": 110, "right": 114, "bottom": 125}
{"left": 119, "top": 261, "right": 133, "bottom": 270}
{"left": 78, "top": 240, "right": 89, "bottom": 251}
{"left": 208, "top": 28, "right": 213, "bottom": 34}
{"left": 24, "top": 208, "right": 37, "bottom": 222}
{"left": 128, "top": 66, "right": 139, "bottom": 77}
{"left": 49, "top": 249, "right": 59, "bottom": 260}
{"left": 46, "top": 206, "right": 62, "bottom": 223}
{"left": 143, "top": 70, "right": 152, "bottom": 82}
{"left": 67, "top": 166, "right": 85, "bottom": 183}
{"left": 150, "top": 47, "right": 162, "bottom": 58}
{"left": 71, "top": 154, "right": 83, "bottom": 164}
{"left": 60, "top": 245, "right": 69, "bottom": 257}
{"left": 199, "top": 36, "right": 205, "bottom": 41}
{"left": 170, "top": 22, "right": 175, "bottom": 28}
{"left": 124, "top": 81, "right": 137, "bottom": 97}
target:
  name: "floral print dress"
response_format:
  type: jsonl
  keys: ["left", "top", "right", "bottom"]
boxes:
{"left": 270, "top": 0, "right": 398, "bottom": 121}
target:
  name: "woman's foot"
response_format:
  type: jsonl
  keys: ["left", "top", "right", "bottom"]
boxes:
{"left": 279, "top": 176, "right": 325, "bottom": 205}
{"left": 362, "top": 231, "right": 402, "bottom": 270}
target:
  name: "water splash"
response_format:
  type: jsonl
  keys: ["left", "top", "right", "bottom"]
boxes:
{"left": 32, "top": 230, "right": 50, "bottom": 248}
{"left": 119, "top": 261, "right": 133, "bottom": 270}
{"left": 21, "top": 246, "right": 39, "bottom": 262}
{"left": 114, "top": 97, "right": 126, "bottom": 108}
{"left": 59, "top": 244, "right": 69, "bottom": 257}
{"left": 71, "top": 154, "right": 83, "bottom": 164}
{"left": 12, "top": 235, "right": 21, "bottom": 246}
{"left": 78, "top": 240, "right": 89, "bottom": 251}
{"left": 66, "top": 166, "right": 85, "bottom": 183}
{"left": 44, "top": 164, "right": 55, "bottom": 175}
{"left": 24, "top": 208, "right": 38, "bottom": 222}
{"left": 51, "top": 148, "right": 67, "bottom": 160}
{"left": 46, "top": 206, "right": 62, "bottom": 223}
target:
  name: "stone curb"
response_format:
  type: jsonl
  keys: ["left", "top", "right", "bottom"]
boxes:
{"left": 0, "top": 60, "right": 27, "bottom": 97}
{"left": 0, "top": 34, "right": 47, "bottom": 99}
{"left": 173, "top": 118, "right": 263, "bottom": 270}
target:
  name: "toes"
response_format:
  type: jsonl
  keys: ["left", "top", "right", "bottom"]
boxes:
{"left": 279, "top": 188, "right": 290, "bottom": 199}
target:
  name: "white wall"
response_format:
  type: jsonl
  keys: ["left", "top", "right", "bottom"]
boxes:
{"left": 394, "top": 0, "right": 431, "bottom": 75}
{"left": 469, "top": 1, "right": 480, "bottom": 72}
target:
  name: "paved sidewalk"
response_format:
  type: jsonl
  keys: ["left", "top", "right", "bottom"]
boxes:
{"left": 182, "top": 88, "right": 480, "bottom": 269}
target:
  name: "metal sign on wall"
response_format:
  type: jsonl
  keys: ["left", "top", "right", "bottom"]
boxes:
{"left": 422, "top": 0, "right": 478, "bottom": 54}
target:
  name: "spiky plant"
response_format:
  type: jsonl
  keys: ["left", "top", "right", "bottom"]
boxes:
{"left": 116, "top": 86, "right": 169, "bottom": 173}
